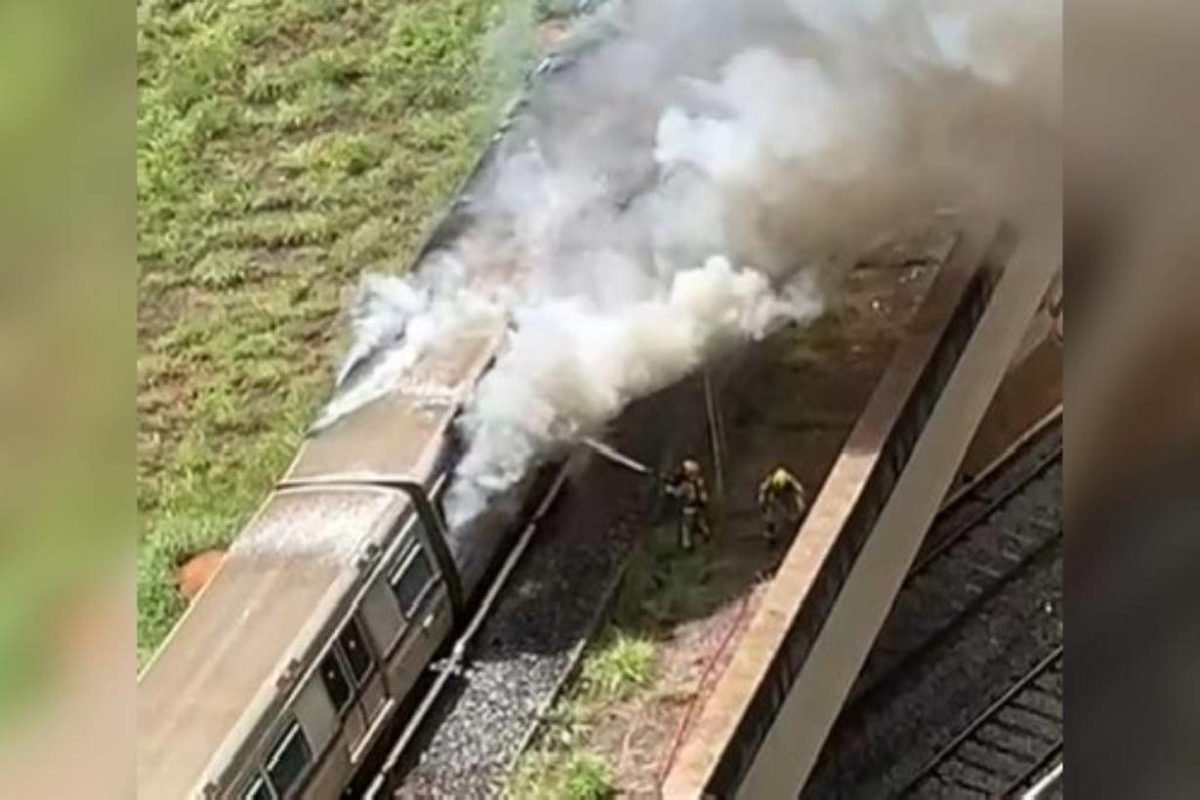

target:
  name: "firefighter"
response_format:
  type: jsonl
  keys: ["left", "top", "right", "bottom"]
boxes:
{"left": 757, "top": 466, "right": 807, "bottom": 544}
{"left": 663, "top": 458, "right": 710, "bottom": 551}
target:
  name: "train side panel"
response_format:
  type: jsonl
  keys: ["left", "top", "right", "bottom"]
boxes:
{"left": 223, "top": 506, "right": 457, "bottom": 800}
{"left": 294, "top": 591, "right": 454, "bottom": 800}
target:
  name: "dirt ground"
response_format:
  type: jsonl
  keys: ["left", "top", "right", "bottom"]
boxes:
{"left": 562, "top": 245, "right": 949, "bottom": 796}
{"left": 176, "top": 549, "right": 225, "bottom": 601}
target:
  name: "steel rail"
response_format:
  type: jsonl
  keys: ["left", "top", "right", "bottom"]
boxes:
{"left": 937, "top": 404, "right": 1062, "bottom": 512}
{"left": 908, "top": 440, "right": 1061, "bottom": 578}
{"left": 849, "top": 524, "right": 1062, "bottom": 717}
{"left": 1005, "top": 742, "right": 1063, "bottom": 797}
{"left": 913, "top": 405, "right": 1062, "bottom": 576}
{"left": 898, "top": 645, "right": 1064, "bottom": 798}
{"left": 1021, "top": 760, "right": 1063, "bottom": 799}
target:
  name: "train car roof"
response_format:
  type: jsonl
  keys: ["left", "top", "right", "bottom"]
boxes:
{"left": 284, "top": 326, "right": 502, "bottom": 486}
{"left": 137, "top": 485, "right": 407, "bottom": 800}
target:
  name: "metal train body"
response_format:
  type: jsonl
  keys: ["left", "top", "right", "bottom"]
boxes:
{"left": 136, "top": 324, "right": 556, "bottom": 799}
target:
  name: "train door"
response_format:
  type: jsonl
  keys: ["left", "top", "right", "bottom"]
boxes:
{"left": 315, "top": 617, "right": 386, "bottom": 759}
{"left": 358, "top": 496, "right": 456, "bottom": 706}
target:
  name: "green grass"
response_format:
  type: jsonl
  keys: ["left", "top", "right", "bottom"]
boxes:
{"left": 508, "top": 749, "right": 615, "bottom": 800}
{"left": 136, "top": 0, "right": 543, "bottom": 663}
{"left": 579, "top": 630, "right": 655, "bottom": 700}
{"left": 505, "top": 634, "right": 633, "bottom": 798}
{"left": 612, "top": 524, "right": 713, "bottom": 628}
{"left": 559, "top": 753, "right": 614, "bottom": 800}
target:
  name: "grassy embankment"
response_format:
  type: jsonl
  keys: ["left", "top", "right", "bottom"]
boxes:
{"left": 136, "top": 0, "right": 541, "bottom": 663}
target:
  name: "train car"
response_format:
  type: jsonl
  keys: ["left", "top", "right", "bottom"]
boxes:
{"left": 136, "top": 320, "right": 556, "bottom": 799}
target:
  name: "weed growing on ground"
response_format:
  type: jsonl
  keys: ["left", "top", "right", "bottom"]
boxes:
{"left": 613, "top": 525, "right": 713, "bottom": 628}
{"left": 580, "top": 630, "right": 655, "bottom": 700}
{"left": 560, "top": 753, "right": 615, "bottom": 800}
{"left": 507, "top": 748, "right": 615, "bottom": 800}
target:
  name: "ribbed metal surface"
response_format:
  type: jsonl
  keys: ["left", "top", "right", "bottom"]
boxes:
{"left": 848, "top": 421, "right": 1062, "bottom": 708}
{"left": 899, "top": 648, "right": 1063, "bottom": 798}
{"left": 803, "top": 420, "right": 1062, "bottom": 799}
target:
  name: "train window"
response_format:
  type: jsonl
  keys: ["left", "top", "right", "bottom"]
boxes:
{"left": 265, "top": 720, "right": 311, "bottom": 798}
{"left": 318, "top": 650, "right": 352, "bottom": 715}
{"left": 391, "top": 544, "right": 435, "bottom": 618}
{"left": 336, "top": 618, "right": 373, "bottom": 685}
{"left": 242, "top": 776, "right": 273, "bottom": 800}
{"left": 319, "top": 617, "right": 376, "bottom": 715}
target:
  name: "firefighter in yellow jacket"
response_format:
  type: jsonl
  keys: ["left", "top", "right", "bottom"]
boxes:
{"left": 757, "top": 466, "right": 807, "bottom": 544}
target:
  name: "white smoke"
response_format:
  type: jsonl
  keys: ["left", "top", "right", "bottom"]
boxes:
{"left": 446, "top": 257, "right": 822, "bottom": 523}
{"left": 319, "top": 0, "right": 1061, "bottom": 526}
{"left": 316, "top": 257, "right": 509, "bottom": 429}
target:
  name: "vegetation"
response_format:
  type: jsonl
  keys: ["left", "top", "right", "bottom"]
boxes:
{"left": 611, "top": 523, "right": 713, "bottom": 628}
{"left": 136, "top": 0, "right": 542, "bottom": 662}
{"left": 504, "top": 626, "right": 637, "bottom": 799}
{"left": 579, "top": 630, "right": 655, "bottom": 700}
{"left": 507, "top": 525, "right": 714, "bottom": 796}
{"left": 504, "top": 628, "right": 632, "bottom": 799}
{"left": 508, "top": 747, "right": 615, "bottom": 800}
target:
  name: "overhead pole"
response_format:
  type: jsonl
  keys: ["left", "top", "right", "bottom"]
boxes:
{"left": 704, "top": 369, "right": 726, "bottom": 503}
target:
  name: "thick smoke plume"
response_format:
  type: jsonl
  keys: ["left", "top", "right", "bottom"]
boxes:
{"left": 319, "top": 0, "right": 1061, "bottom": 526}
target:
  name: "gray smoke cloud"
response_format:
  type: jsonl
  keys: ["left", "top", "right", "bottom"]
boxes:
{"left": 319, "top": 0, "right": 1061, "bottom": 527}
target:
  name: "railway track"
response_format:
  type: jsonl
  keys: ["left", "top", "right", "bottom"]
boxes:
{"left": 360, "top": 464, "right": 576, "bottom": 798}
{"left": 917, "top": 413, "right": 1063, "bottom": 571}
{"left": 380, "top": 461, "right": 647, "bottom": 798}
{"left": 802, "top": 410, "right": 1063, "bottom": 799}
{"left": 378, "top": 400, "right": 1062, "bottom": 798}
{"left": 898, "top": 646, "right": 1063, "bottom": 798}
{"left": 848, "top": 411, "right": 1063, "bottom": 707}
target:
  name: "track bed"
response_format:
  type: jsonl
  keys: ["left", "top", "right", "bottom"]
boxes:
{"left": 803, "top": 417, "right": 1063, "bottom": 798}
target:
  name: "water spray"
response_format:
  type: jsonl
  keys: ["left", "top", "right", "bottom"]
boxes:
{"left": 581, "top": 436, "right": 657, "bottom": 477}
